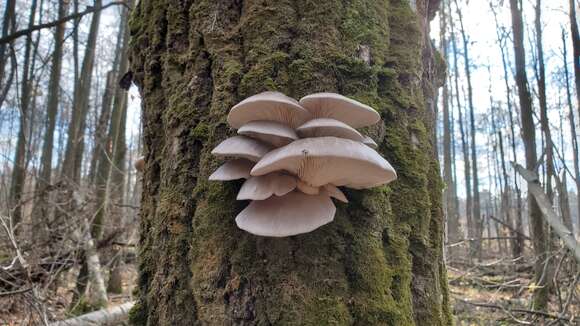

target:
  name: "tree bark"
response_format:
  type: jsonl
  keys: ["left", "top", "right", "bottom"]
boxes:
{"left": 33, "top": 0, "right": 68, "bottom": 227}
{"left": 440, "top": 0, "right": 460, "bottom": 248}
{"left": 563, "top": 29, "right": 580, "bottom": 238}
{"left": 454, "top": 1, "right": 481, "bottom": 259}
{"left": 9, "top": 0, "right": 38, "bottom": 225}
{"left": 568, "top": 0, "right": 580, "bottom": 116}
{"left": 128, "top": 0, "right": 451, "bottom": 324}
{"left": 449, "top": 1, "right": 472, "bottom": 252}
{"left": 509, "top": 0, "right": 550, "bottom": 311}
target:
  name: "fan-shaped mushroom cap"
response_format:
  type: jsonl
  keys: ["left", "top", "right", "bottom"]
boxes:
{"left": 296, "top": 118, "right": 364, "bottom": 142}
{"left": 251, "top": 137, "right": 396, "bottom": 188}
{"left": 228, "top": 91, "right": 311, "bottom": 129}
{"left": 209, "top": 159, "right": 254, "bottom": 181}
{"left": 238, "top": 120, "right": 298, "bottom": 147}
{"left": 322, "top": 184, "right": 348, "bottom": 203}
{"left": 134, "top": 156, "right": 145, "bottom": 172}
{"left": 296, "top": 179, "right": 320, "bottom": 195}
{"left": 235, "top": 191, "right": 336, "bottom": 237}
{"left": 299, "top": 93, "right": 380, "bottom": 128}
{"left": 237, "top": 172, "right": 297, "bottom": 200}
{"left": 211, "top": 136, "right": 271, "bottom": 162}
{"left": 362, "top": 136, "right": 378, "bottom": 149}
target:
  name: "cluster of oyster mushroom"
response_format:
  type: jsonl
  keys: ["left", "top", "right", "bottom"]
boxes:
{"left": 209, "top": 92, "right": 397, "bottom": 237}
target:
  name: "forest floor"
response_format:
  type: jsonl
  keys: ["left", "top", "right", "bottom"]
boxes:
{"left": 1, "top": 259, "right": 578, "bottom": 325}
{"left": 449, "top": 258, "right": 579, "bottom": 325}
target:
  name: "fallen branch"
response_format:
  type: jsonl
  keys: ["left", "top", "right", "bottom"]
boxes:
{"left": 454, "top": 297, "right": 569, "bottom": 322}
{"left": 50, "top": 301, "right": 134, "bottom": 326}
{"left": 513, "top": 163, "right": 580, "bottom": 263}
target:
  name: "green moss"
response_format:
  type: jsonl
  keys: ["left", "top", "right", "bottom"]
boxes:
{"left": 128, "top": 0, "right": 450, "bottom": 323}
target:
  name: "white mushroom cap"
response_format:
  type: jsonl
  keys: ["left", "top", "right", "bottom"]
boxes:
{"left": 209, "top": 159, "right": 255, "bottom": 181}
{"left": 251, "top": 137, "right": 396, "bottom": 188}
{"left": 362, "top": 136, "right": 378, "bottom": 149}
{"left": 296, "top": 179, "right": 320, "bottom": 195}
{"left": 211, "top": 136, "right": 271, "bottom": 162}
{"left": 299, "top": 93, "right": 380, "bottom": 128}
{"left": 237, "top": 172, "right": 297, "bottom": 200}
{"left": 322, "top": 184, "right": 348, "bottom": 203}
{"left": 296, "top": 118, "right": 364, "bottom": 142}
{"left": 228, "top": 91, "right": 311, "bottom": 129}
{"left": 238, "top": 120, "right": 298, "bottom": 147}
{"left": 134, "top": 156, "right": 145, "bottom": 172}
{"left": 235, "top": 191, "right": 336, "bottom": 237}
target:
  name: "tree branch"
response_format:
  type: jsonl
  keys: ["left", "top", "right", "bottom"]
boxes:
{"left": 513, "top": 163, "right": 580, "bottom": 264}
{"left": 0, "top": 2, "right": 128, "bottom": 45}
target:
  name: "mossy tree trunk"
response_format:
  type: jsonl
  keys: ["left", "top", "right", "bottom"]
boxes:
{"left": 129, "top": 0, "right": 451, "bottom": 325}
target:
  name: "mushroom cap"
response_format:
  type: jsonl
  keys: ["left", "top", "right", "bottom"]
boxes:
{"left": 228, "top": 91, "right": 311, "bottom": 129}
{"left": 251, "top": 137, "right": 396, "bottom": 188}
{"left": 237, "top": 172, "right": 297, "bottom": 200}
{"left": 238, "top": 120, "right": 298, "bottom": 148}
{"left": 296, "top": 118, "right": 364, "bottom": 142}
{"left": 322, "top": 184, "right": 348, "bottom": 203}
{"left": 362, "top": 136, "right": 378, "bottom": 149}
{"left": 299, "top": 93, "right": 380, "bottom": 128}
{"left": 235, "top": 191, "right": 336, "bottom": 237}
{"left": 211, "top": 136, "right": 271, "bottom": 162}
{"left": 209, "top": 159, "right": 255, "bottom": 181}
{"left": 296, "top": 179, "right": 320, "bottom": 195}
{"left": 134, "top": 156, "right": 145, "bottom": 172}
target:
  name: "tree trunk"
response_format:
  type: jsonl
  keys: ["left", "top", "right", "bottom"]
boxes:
{"left": 440, "top": 0, "right": 460, "bottom": 248}
{"left": 32, "top": 0, "right": 67, "bottom": 228}
{"left": 491, "top": 3, "right": 524, "bottom": 259}
{"left": 563, "top": 29, "right": 580, "bottom": 238}
{"left": 455, "top": 1, "right": 481, "bottom": 259}
{"left": 0, "top": 0, "right": 15, "bottom": 84}
{"left": 509, "top": 0, "right": 550, "bottom": 311}
{"left": 105, "top": 8, "right": 130, "bottom": 293}
{"left": 128, "top": 0, "right": 451, "bottom": 325}
{"left": 568, "top": 0, "right": 580, "bottom": 116}
{"left": 9, "top": 0, "right": 38, "bottom": 225}
{"left": 449, "top": 1, "right": 472, "bottom": 252}
{"left": 61, "top": 0, "right": 102, "bottom": 184}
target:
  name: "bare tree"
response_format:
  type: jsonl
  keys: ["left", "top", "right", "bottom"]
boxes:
{"left": 509, "top": 0, "right": 550, "bottom": 311}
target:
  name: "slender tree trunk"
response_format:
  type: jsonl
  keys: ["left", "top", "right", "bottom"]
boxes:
{"left": 491, "top": 2, "right": 524, "bottom": 259}
{"left": 10, "top": 0, "right": 38, "bottom": 225}
{"left": 568, "top": 0, "right": 580, "bottom": 115}
{"left": 0, "top": 0, "right": 15, "bottom": 85}
{"left": 61, "top": 0, "right": 102, "bottom": 184}
{"left": 563, "top": 29, "right": 580, "bottom": 238}
{"left": 32, "top": 0, "right": 67, "bottom": 228}
{"left": 128, "top": 0, "right": 452, "bottom": 324}
{"left": 105, "top": 8, "right": 130, "bottom": 292}
{"left": 440, "top": 0, "right": 460, "bottom": 248}
{"left": 449, "top": 4, "right": 472, "bottom": 248}
{"left": 455, "top": 1, "right": 481, "bottom": 258}
{"left": 509, "top": 0, "right": 550, "bottom": 311}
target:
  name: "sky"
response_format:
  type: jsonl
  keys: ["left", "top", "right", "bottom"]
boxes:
{"left": 430, "top": 0, "right": 576, "bottom": 198}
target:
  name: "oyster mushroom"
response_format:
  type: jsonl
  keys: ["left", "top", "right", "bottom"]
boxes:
{"left": 235, "top": 191, "right": 336, "bottom": 237}
{"left": 237, "top": 172, "right": 297, "bottom": 200}
{"left": 299, "top": 92, "right": 380, "bottom": 128}
{"left": 238, "top": 120, "right": 298, "bottom": 147}
{"left": 362, "top": 136, "right": 378, "bottom": 149}
{"left": 211, "top": 135, "right": 271, "bottom": 162}
{"left": 209, "top": 159, "right": 255, "bottom": 181}
{"left": 251, "top": 137, "right": 396, "bottom": 189}
{"left": 296, "top": 118, "right": 364, "bottom": 142}
{"left": 228, "top": 91, "right": 311, "bottom": 129}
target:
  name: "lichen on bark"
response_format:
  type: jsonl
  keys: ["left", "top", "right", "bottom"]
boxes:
{"left": 128, "top": 0, "right": 451, "bottom": 325}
